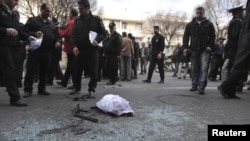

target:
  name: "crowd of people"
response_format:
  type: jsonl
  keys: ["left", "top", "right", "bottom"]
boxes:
{"left": 0, "top": 0, "right": 250, "bottom": 107}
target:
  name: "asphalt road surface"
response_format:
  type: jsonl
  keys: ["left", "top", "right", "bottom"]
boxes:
{"left": 0, "top": 72, "right": 250, "bottom": 141}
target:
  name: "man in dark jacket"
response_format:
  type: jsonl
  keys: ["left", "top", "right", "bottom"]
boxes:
{"left": 70, "top": 0, "right": 107, "bottom": 97}
{"left": 218, "top": 3, "right": 248, "bottom": 99}
{"left": 142, "top": 25, "right": 165, "bottom": 83}
{"left": 103, "top": 22, "right": 122, "bottom": 85}
{"left": 183, "top": 6, "right": 215, "bottom": 94}
{"left": 221, "top": 6, "right": 244, "bottom": 82}
{"left": 0, "top": 0, "right": 28, "bottom": 106}
{"left": 22, "top": 3, "right": 61, "bottom": 98}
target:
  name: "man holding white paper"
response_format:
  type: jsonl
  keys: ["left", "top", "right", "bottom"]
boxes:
{"left": 70, "top": 0, "right": 107, "bottom": 97}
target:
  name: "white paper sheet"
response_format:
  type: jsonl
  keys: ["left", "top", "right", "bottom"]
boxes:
{"left": 89, "top": 31, "right": 97, "bottom": 44}
{"left": 29, "top": 35, "right": 43, "bottom": 51}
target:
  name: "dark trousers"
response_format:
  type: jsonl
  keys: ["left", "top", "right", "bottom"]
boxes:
{"left": 74, "top": 50, "right": 99, "bottom": 92}
{"left": 98, "top": 54, "right": 107, "bottom": 81}
{"left": 0, "top": 65, "right": 5, "bottom": 86}
{"left": 13, "top": 46, "right": 26, "bottom": 86}
{"left": 221, "top": 70, "right": 248, "bottom": 96}
{"left": 24, "top": 50, "right": 52, "bottom": 92}
{"left": 47, "top": 50, "right": 63, "bottom": 83}
{"left": 0, "top": 46, "right": 20, "bottom": 102}
{"left": 106, "top": 54, "right": 118, "bottom": 83}
{"left": 208, "top": 55, "right": 223, "bottom": 80}
{"left": 61, "top": 53, "right": 75, "bottom": 85}
{"left": 147, "top": 55, "right": 164, "bottom": 81}
{"left": 132, "top": 59, "right": 138, "bottom": 77}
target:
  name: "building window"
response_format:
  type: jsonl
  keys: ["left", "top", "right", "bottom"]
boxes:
{"left": 135, "top": 23, "right": 142, "bottom": 30}
{"left": 122, "top": 22, "right": 127, "bottom": 29}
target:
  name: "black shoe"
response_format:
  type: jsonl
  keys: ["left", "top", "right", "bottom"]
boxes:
{"left": 106, "top": 82, "right": 115, "bottom": 85}
{"left": 23, "top": 92, "right": 32, "bottom": 98}
{"left": 85, "top": 91, "right": 96, "bottom": 99}
{"left": 10, "top": 99, "right": 28, "bottom": 107}
{"left": 183, "top": 76, "right": 186, "bottom": 79}
{"left": 190, "top": 87, "right": 198, "bottom": 91}
{"left": 172, "top": 74, "right": 177, "bottom": 77}
{"left": 217, "top": 86, "right": 228, "bottom": 99}
{"left": 142, "top": 79, "right": 151, "bottom": 83}
{"left": 68, "top": 85, "right": 75, "bottom": 89}
{"left": 228, "top": 95, "right": 241, "bottom": 99}
{"left": 178, "top": 77, "right": 181, "bottom": 79}
{"left": 69, "top": 89, "right": 80, "bottom": 95}
{"left": 198, "top": 89, "right": 205, "bottom": 95}
{"left": 38, "top": 90, "right": 50, "bottom": 95}
{"left": 158, "top": 80, "right": 164, "bottom": 84}
{"left": 56, "top": 81, "right": 67, "bottom": 87}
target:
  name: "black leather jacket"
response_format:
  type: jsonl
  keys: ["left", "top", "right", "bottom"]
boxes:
{"left": 183, "top": 17, "right": 215, "bottom": 51}
{"left": 70, "top": 12, "right": 107, "bottom": 53}
{"left": 224, "top": 17, "right": 243, "bottom": 60}
{"left": 151, "top": 33, "right": 165, "bottom": 56}
{"left": 103, "top": 31, "right": 122, "bottom": 55}
{"left": 23, "top": 16, "right": 60, "bottom": 51}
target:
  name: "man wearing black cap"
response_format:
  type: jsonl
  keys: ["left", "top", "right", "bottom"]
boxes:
{"left": 142, "top": 26, "right": 165, "bottom": 83}
{"left": 103, "top": 22, "right": 122, "bottom": 85}
{"left": 183, "top": 6, "right": 216, "bottom": 94}
{"left": 208, "top": 37, "right": 226, "bottom": 81}
{"left": 218, "top": 3, "right": 248, "bottom": 99}
{"left": 70, "top": 0, "right": 108, "bottom": 97}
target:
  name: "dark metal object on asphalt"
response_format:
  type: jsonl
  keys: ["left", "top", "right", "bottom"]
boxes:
{"left": 72, "top": 104, "right": 99, "bottom": 123}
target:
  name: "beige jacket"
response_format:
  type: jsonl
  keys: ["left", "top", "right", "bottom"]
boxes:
{"left": 121, "top": 37, "right": 134, "bottom": 57}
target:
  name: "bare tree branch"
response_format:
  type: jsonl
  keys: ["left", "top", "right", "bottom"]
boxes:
{"left": 143, "top": 10, "right": 188, "bottom": 48}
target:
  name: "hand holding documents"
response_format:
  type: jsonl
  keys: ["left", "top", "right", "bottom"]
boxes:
{"left": 29, "top": 35, "right": 43, "bottom": 51}
{"left": 89, "top": 31, "right": 97, "bottom": 44}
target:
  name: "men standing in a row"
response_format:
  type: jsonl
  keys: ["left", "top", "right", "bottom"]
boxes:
{"left": 23, "top": 3, "right": 61, "bottom": 98}
{"left": 218, "top": 4, "right": 246, "bottom": 99}
{"left": 143, "top": 25, "right": 165, "bottom": 83}
{"left": 0, "top": 0, "right": 28, "bottom": 106}
{"left": 120, "top": 32, "right": 134, "bottom": 81}
{"left": 103, "top": 22, "right": 122, "bottom": 85}
{"left": 183, "top": 6, "right": 215, "bottom": 94}
{"left": 70, "top": 0, "right": 107, "bottom": 98}
{"left": 57, "top": 8, "right": 78, "bottom": 88}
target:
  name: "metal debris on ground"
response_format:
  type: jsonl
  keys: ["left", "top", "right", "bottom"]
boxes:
{"left": 72, "top": 104, "right": 99, "bottom": 123}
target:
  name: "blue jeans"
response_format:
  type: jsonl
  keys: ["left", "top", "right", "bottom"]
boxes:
{"left": 190, "top": 50, "right": 210, "bottom": 89}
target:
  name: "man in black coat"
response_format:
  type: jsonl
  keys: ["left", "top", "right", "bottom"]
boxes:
{"left": 70, "top": 0, "right": 107, "bottom": 97}
{"left": 103, "top": 22, "right": 122, "bottom": 85}
{"left": 142, "top": 26, "right": 165, "bottom": 83}
{"left": 218, "top": 2, "right": 249, "bottom": 99}
{"left": 22, "top": 3, "right": 61, "bottom": 98}
{"left": 0, "top": 0, "right": 28, "bottom": 106}
{"left": 221, "top": 5, "right": 244, "bottom": 82}
{"left": 183, "top": 6, "right": 215, "bottom": 94}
